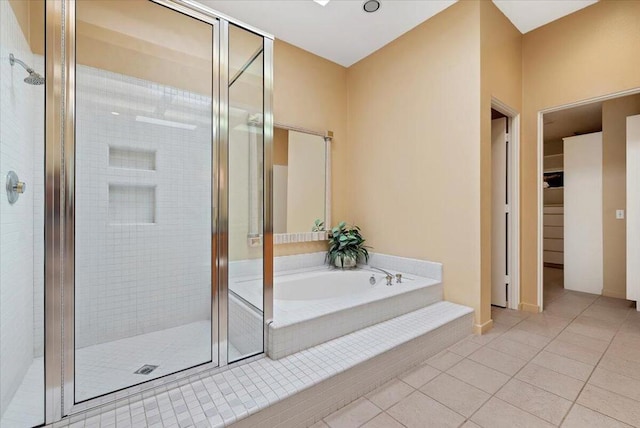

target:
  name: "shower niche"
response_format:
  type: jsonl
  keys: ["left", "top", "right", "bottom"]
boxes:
{"left": 0, "top": 0, "right": 273, "bottom": 425}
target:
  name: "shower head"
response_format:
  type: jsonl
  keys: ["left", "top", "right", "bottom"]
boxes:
{"left": 9, "top": 53, "right": 45, "bottom": 85}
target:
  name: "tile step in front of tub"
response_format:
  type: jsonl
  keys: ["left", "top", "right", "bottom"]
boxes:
{"left": 48, "top": 302, "right": 473, "bottom": 428}
{"left": 232, "top": 301, "right": 473, "bottom": 427}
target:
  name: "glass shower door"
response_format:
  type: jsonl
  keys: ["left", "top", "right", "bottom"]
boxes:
{"left": 74, "top": 0, "right": 216, "bottom": 402}
{"left": 227, "top": 24, "right": 266, "bottom": 363}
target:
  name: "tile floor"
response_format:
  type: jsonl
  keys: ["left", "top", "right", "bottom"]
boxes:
{"left": 2, "top": 320, "right": 246, "bottom": 428}
{"left": 319, "top": 291, "right": 640, "bottom": 428}
{"left": 543, "top": 267, "right": 566, "bottom": 305}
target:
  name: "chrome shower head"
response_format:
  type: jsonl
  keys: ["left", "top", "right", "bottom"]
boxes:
{"left": 9, "top": 53, "right": 45, "bottom": 85}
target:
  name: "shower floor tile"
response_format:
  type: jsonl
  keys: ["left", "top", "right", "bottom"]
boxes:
{"left": 75, "top": 320, "right": 213, "bottom": 401}
{"left": 3, "top": 320, "right": 250, "bottom": 427}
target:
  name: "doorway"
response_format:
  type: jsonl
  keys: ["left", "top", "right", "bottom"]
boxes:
{"left": 537, "top": 89, "right": 640, "bottom": 310}
{"left": 490, "top": 100, "right": 520, "bottom": 310}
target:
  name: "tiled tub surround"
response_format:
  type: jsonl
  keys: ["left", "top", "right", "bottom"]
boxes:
{"left": 229, "top": 252, "right": 444, "bottom": 359}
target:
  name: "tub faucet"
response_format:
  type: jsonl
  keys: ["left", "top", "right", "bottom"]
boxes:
{"left": 369, "top": 266, "right": 394, "bottom": 286}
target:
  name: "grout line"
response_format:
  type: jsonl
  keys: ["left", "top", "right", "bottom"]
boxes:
{"left": 558, "top": 302, "right": 634, "bottom": 427}
{"left": 463, "top": 296, "right": 605, "bottom": 427}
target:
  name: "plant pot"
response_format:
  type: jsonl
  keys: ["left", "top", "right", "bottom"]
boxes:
{"left": 334, "top": 256, "right": 357, "bottom": 269}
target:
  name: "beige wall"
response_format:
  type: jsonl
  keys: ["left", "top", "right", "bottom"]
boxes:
{"left": 479, "top": 1, "right": 523, "bottom": 323}
{"left": 8, "top": 0, "right": 44, "bottom": 55}
{"left": 346, "top": 1, "right": 484, "bottom": 324}
{"left": 602, "top": 94, "right": 640, "bottom": 299}
{"left": 273, "top": 127, "right": 289, "bottom": 166}
{"left": 521, "top": 0, "right": 640, "bottom": 309}
{"left": 273, "top": 40, "right": 348, "bottom": 256}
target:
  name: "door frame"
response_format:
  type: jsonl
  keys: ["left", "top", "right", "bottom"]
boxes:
{"left": 536, "top": 87, "right": 640, "bottom": 312}
{"left": 491, "top": 98, "right": 520, "bottom": 310}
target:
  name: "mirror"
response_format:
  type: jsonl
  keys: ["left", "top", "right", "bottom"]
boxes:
{"left": 272, "top": 125, "right": 331, "bottom": 243}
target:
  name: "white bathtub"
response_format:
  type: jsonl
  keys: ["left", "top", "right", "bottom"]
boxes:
{"left": 230, "top": 266, "right": 443, "bottom": 359}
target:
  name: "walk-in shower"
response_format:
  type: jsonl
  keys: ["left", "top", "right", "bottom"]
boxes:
{"left": 9, "top": 53, "right": 45, "bottom": 85}
{"left": 0, "top": 0, "right": 273, "bottom": 425}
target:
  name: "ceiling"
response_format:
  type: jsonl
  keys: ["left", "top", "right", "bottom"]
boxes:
{"left": 492, "top": 0, "right": 598, "bottom": 34}
{"left": 543, "top": 101, "right": 603, "bottom": 144}
{"left": 199, "top": 0, "right": 598, "bottom": 67}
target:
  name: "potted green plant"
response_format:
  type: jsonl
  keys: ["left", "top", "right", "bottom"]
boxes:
{"left": 327, "top": 221, "right": 369, "bottom": 268}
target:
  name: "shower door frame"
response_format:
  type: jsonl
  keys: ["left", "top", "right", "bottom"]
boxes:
{"left": 43, "top": 0, "right": 274, "bottom": 423}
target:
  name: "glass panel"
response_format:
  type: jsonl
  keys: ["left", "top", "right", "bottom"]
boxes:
{"left": 228, "top": 24, "right": 265, "bottom": 362}
{"left": 0, "top": 0, "right": 45, "bottom": 426}
{"left": 75, "top": 0, "right": 214, "bottom": 401}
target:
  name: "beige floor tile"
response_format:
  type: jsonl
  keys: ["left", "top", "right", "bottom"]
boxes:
{"left": 469, "top": 324, "right": 508, "bottom": 346}
{"left": 577, "top": 384, "right": 640, "bottom": 427}
{"left": 365, "top": 379, "right": 414, "bottom": 410}
{"left": 471, "top": 397, "right": 555, "bottom": 428}
{"left": 446, "top": 359, "right": 509, "bottom": 394}
{"left": 499, "top": 328, "right": 551, "bottom": 349}
{"left": 323, "top": 398, "right": 381, "bottom": 428}
{"left": 515, "top": 363, "right": 584, "bottom": 401}
{"left": 593, "top": 296, "right": 635, "bottom": 310}
{"left": 526, "top": 312, "right": 571, "bottom": 329}
{"left": 420, "top": 373, "right": 489, "bottom": 417}
{"left": 532, "top": 350, "right": 594, "bottom": 381}
{"left": 599, "top": 353, "right": 640, "bottom": 382}
{"left": 606, "top": 337, "right": 640, "bottom": 364}
{"left": 555, "top": 330, "right": 610, "bottom": 353}
{"left": 426, "top": 350, "right": 464, "bottom": 371}
{"left": 360, "top": 413, "right": 404, "bottom": 428}
{"left": 566, "top": 317, "right": 617, "bottom": 341}
{"left": 387, "top": 391, "right": 465, "bottom": 428}
{"left": 310, "top": 421, "right": 331, "bottom": 428}
{"left": 448, "top": 337, "right": 483, "bottom": 357}
{"left": 496, "top": 378, "right": 572, "bottom": 425}
{"left": 515, "top": 319, "right": 564, "bottom": 338}
{"left": 399, "top": 363, "right": 440, "bottom": 389}
{"left": 582, "top": 305, "right": 630, "bottom": 324}
{"left": 460, "top": 421, "right": 482, "bottom": 428}
{"left": 545, "top": 339, "right": 603, "bottom": 365}
{"left": 543, "top": 303, "right": 584, "bottom": 319}
{"left": 468, "top": 347, "right": 528, "bottom": 376}
{"left": 486, "top": 336, "right": 540, "bottom": 361}
{"left": 492, "top": 311, "right": 526, "bottom": 328}
{"left": 589, "top": 367, "right": 640, "bottom": 402}
{"left": 562, "top": 404, "right": 633, "bottom": 428}
{"left": 616, "top": 326, "right": 640, "bottom": 340}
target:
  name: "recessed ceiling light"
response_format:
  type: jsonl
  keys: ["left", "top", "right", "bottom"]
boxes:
{"left": 363, "top": 0, "right": 380, "bottom": 13}
{"left": 313, "top": 0, "right": 330, "bottom": 6}
{"left": 111, "top": 111, "right": 120, "bottom": 116}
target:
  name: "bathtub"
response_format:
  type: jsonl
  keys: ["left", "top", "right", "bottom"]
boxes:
{"left": 230, "top": 266, "right": 442, "bottom": 359}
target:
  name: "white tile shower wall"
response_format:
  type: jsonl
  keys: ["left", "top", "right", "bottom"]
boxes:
{"left": 0, "top": 1, "right": 39, "bottom": 415}
{"left": 229, "top": 295, "right": 263, "bottom": 357}
{"left": 74, "top": 66, "right": 212, "bottom": 348}
{"left": 32, "top": 54, "right": 45, "bottom": 358}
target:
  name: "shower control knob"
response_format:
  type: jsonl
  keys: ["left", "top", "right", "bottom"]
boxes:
{"left": 6, "top": 171, "right": 25, "bottom": 204}
{"left": 15, "top": 181, "right": 26, "bottom": 194}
